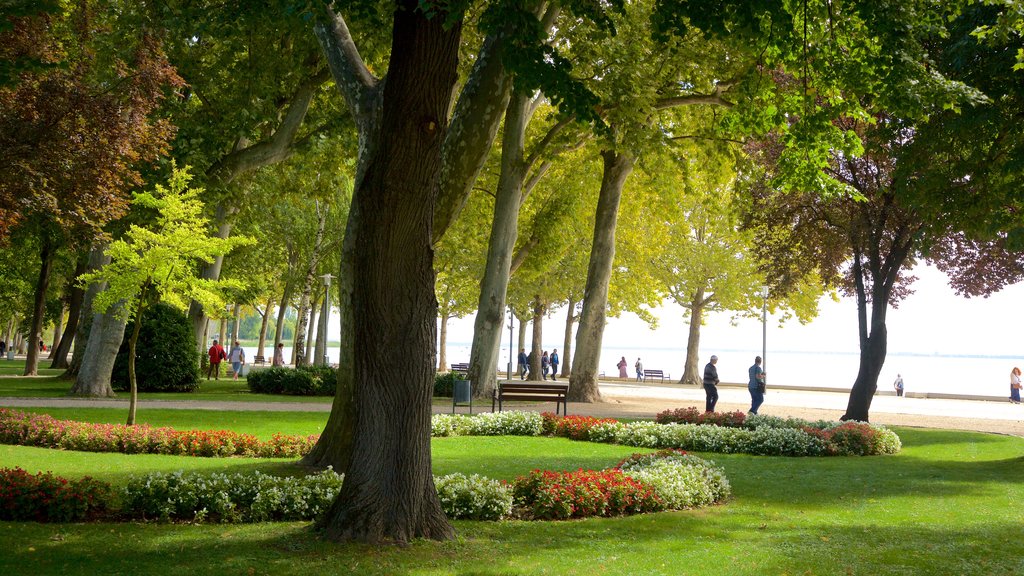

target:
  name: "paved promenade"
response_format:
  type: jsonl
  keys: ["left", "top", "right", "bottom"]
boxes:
{"left": 3, "top": 380, "right": 1022, "bottom": 435}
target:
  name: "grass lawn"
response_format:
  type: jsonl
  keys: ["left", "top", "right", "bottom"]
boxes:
{"left": 1, "top": 406, "right": 1023, "bottom": 575}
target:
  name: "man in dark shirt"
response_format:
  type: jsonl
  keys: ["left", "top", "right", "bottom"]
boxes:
{"left": 518, "top": 349, "right": 528, "bottom": 379}
{"left": 703, "top": 355, "right": 720, "bottom": 412}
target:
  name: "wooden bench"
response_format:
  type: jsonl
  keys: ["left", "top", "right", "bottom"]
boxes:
{"left": 643, "top": 369, "right": 667, "bottom": 383}
{"left": 449, "top": 363, "right": 469, "bottom": 374}
{"left": 253, "top": 355, "right": 266, "bottom": 366}
{"left": 492, "top": 381, "right": 569, "bottom": 416}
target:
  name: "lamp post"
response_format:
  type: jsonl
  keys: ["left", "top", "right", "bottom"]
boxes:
{"left": 316, "top": 273, "right": 334, "bottom": 366}
{"left": 760, "top": 286, "right": 769, "bottom": 380}
{"left": 507, "top": 307, "right": 514, "bottom": 380}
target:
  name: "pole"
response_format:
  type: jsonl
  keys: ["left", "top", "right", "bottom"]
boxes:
{"left": 317, "top": 273, "right": 334, "bottom": 366}
{"left": 761, "top": 286, "right": 768, "bottom": 383}
{"left": 507, "top": 307, "right": 514, "bottom": 380}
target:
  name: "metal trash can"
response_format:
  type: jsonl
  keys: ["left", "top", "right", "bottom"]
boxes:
{"left": 5, "top": 350, "right": 12, "bottom": 361}
{"left": 452, "top": 379, "right": 473, "bottom": 414}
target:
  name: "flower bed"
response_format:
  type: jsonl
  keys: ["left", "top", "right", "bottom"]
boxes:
{"left": 0, "top": 408, "right": 315, "bottom": 458}
{"left": 0, "top": 468, "right": 111, "bottom": 522}
{"left": 433, "top": 411, "right": 901, "bottom": 457}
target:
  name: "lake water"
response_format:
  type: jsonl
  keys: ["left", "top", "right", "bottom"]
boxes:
{"left": 256, "top": 343, "right": 1021, "bottom": 398}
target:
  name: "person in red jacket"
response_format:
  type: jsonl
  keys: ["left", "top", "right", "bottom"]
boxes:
{"left": 207, "top": 339, "right": 226, "bottom": 380}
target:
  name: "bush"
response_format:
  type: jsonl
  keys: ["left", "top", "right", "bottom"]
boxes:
{"left": 112, "top": 302, "right": 200, "bottom": 393}
{"left": 0, "top": 468, "right": 112, "bottom": 522}
{"left": 547, "top": 414, "right": 620, "bottom": 441}
{"left": 434, "top": 473, "right": 513, "bottom": 520}
{"left": 511, "top": 468, "right": 663, "bottom": 520}
{"left": 655, "top": 407, "right": 747, "bottom": 427}
{"left": 0, "top": 408, "right": 315, "bottom": 458}
{"left": 431, "top": 411, "right": 544, "bottom": 437}
{"left": 617, "top": 452, "right": 731, "bottom": 509}
{"left": 246, "top": 365, "right": 338, "bottom": 396}
{"left": 121, "top": 469, "right": 344, "bottom": 522}
{"left": 434, "top": 371, "right": 458, "bottom": 397}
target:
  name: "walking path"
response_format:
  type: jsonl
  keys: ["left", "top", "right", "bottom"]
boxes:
{"left": 3, "top": 380, "right": 1022, "bottom": 435}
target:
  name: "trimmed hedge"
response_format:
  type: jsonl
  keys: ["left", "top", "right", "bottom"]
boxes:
{"left": 112, "top": 302, "right": 200, "bottom": 393}
{"left": 246, "top": 365, "right": 338, "bottom": 396}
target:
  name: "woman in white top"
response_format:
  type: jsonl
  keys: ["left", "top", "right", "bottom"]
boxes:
{"left": 1010, "top": 367, "right": 1021, "bottom": 404}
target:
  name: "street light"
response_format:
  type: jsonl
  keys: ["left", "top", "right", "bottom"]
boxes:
{"left": 507, "top": 307, "right": 514, "bottom": 380}
{"left": 760, "top": 286, "right": 769, "bottom": 381}
{"left": 316, "top": 273, "right": 334, "bottom": 366}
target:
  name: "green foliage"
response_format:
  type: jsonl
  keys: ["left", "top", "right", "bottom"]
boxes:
{"left": 0, "top": 467, "right": 111, "bottom": 523}
{"left": 433, "top": 371, "right": 459, "bottom": 397}
{"left": 121, "top": 469, "right": 344, "bottom": 523}
{"left": 112, "top": 303, "right": 200, "bottom": 393}
{"left": 81, "top": 166, "right": 252, "bottom": 322}
{"left": 434, "top": 472, "right": 513, "bottom": 520}
{"left": 246, "top": 366, "right": 338, "bottom": 396}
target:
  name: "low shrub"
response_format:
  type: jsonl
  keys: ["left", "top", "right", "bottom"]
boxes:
{"left": 546, "top": 414, "right": 620, "bottom": 441}
{"left": 121, "top": 469, "right": 344, "bottom": 522}
{"left": 112, "top": 302, "right": 201, "bottom": 393}
{"left": 510, "top": 468, "right": 663, "bottom": 520}
{"left": 616, "top": 450, "right": 731, "bottom": 509}
{"left": 434, "top": 372, "right": 458, "bottom": 397}
{"left": 0, "top": 468, "right": 112, "bottom": 522}
{"left": 246, "top": 366, "right": 337, "bottom": 396}
{"left": 431, "top": 411, "right": 544, "bottom": 437}
{"left": 655, "top": 407, "right": 747, "bottom": 427}
{"left": 0, "top": 408, "right": 315, "bottom": 458}
{"left": 434, "top": 473, "right": 513, "bottom": 520}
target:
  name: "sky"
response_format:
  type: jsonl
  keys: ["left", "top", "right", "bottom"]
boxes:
{"left": 441, "top": 263, "right": 1024, "bottom": 359}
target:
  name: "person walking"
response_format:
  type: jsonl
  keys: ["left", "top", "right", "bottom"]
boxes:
{"left": 635, "top": 358, "right": 644, "bottom": 382}
{"left": 541, "top": 351, "right": 550, "bottom": 380}
{"left": 703, "top": 355, "right": 720, "bottom": 412}
{"left": 518, "top": 348, "right": 528, "bottom": 379}
{"left": 228, "top": 340, "right": 246, "bottom": 380}
{"left": 272, "top": 342, "right": 285, "bottom": 367}
{"left": 617, "top": 356, "right": 628, "bottom": 378}
{"left": 1011, "top": 367, "right": 1022, "bottom": 404}
{"left": 748, "top": 356, "right": 765, "bottom": 414}
{"left": 207, "top": 339, "right": 226, "bottom": 380}
{"left": 893, "top": 374, "right": 905, "bottom": 397}
{"left": 550, "top": 349, "right": 560, "bottom": 380}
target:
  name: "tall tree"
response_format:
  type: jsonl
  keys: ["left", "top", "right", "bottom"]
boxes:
{"left": 81, "top": 167, "right": 249, "bottom": 424}
{"left": 1, "top": 2, "right": 181, "bottom": 375}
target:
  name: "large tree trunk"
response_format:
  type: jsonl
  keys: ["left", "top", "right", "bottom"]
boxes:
{"left": 313, "top": 3, "right": 459, "bottom": 544}
{"left": 70, "top": 301, "right": 127, "bottom": 397}
{"left": 293, "top": 205, "right": 328, "bottom": 368}
{"left": 257, "top": 296, "right": 273, "bottom": 359}
{"left": 66, "top": 245, "right": 109, "bottom": 379}
{"left": 24, "top": 236, "right": 55, "bottom": 376}
{"left": 438, "top": 311, "right": 449, "bottom": 371}
{"left": 568, "top": 150, "right": 635, "bottom": 402}
{"left": 842, "top": 270, "right": 891, "bottom": 421}
{"left": 467, "top": 92, "right": 532, "bottom": 397}
{"left": 305, "top": 291, "right": 320, "bottom": 363}
{"left": 188, "top": 214, "right": 233, "bottom": 355}
{"left": 50, "top": 254, "right": 87, "bottom": 369}
{"left": 528, "top": 296, "right": 545, "bottom": 380}
{"left": 48, "top": 303, "right": 63, "bottom": 358}
{"left": 680, "top": 292, "right": 705, "bottom": 386}
{"left": 560, "top": 298, "right": 576, "bottom": 378}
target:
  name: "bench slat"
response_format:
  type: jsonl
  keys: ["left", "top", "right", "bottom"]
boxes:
{"left": 494, "top": 381, "right": 568, "bottom": 416}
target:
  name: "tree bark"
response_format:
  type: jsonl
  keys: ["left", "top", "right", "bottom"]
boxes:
{"left": 24, "top": 236, "right": 55, "bottom": 376}
{"left": 438, "top": 311, "right": 449, "bottom": 371}
{"left": 70, "top": 300, "right": 126, "bottom": 397}
{"left": 313, "top": 2, "right": 459, "bottom": 544}
{"left": 527, "top": 296, "right": 546, "bottom": 380}
{"left": 66, "top": 245, "right": 109, "bottom": 380}
{"left": 561, "top": 298, "right": 576, "bottom": 378}
{"left": 126, "top": 288, "right": 149, "bottom": 426}
{"left": 680, "top": 291, "right": 706, "bottom": 386}
{"left": 568, "top": 150, "right": 635, "bottom": 402}
{"left": 48, "top": 303, "right": 63, "bottom": 358}
{"left": 257, "top": 296, "right": 273, "bottom": 359}
{"left": 467, "top": 92, "right": 531, "bottom": 397}
{"left": 305, "top": 291, "right": 320, "bottom": 363}
{"left": 188, "top": 213, "right": 233, "bottom": 355}
{"left": 50, "top": 254, "right": 87, "bottom": 369}
{"left": 293, "top": 204, "right": 328, "bottom": 368}
{"left": 274, "top": 278, "right": 294, "bottom": 349}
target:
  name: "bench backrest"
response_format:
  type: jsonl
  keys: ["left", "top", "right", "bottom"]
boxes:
{"left": 450, "top": 363, "right": 469, "bottom": 373}
{"left": 499, "top": 382, "right": 568, "bottom": 394}
{"left": 644, "top": 369, "right": 663, "bottom": 375}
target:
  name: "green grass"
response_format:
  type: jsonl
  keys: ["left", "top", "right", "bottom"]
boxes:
{"left": 2, "top": 409, "right": 1024, "bottom": 575}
